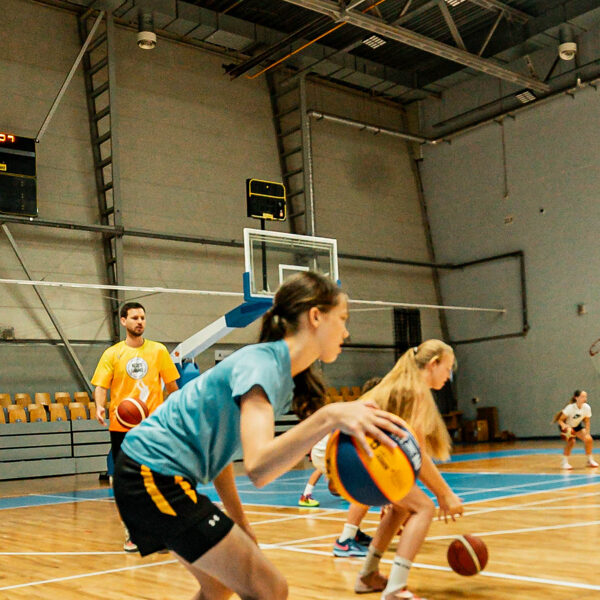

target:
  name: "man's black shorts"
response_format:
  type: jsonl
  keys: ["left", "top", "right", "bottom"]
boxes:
{"left": 113, "top": 452, "right": 234, "bottom": 561}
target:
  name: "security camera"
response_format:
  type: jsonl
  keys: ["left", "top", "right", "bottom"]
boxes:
{"left": 137, "top": 12, "right": 156, "bottom": 50}
{"left": 559, "top": 42, "right": 577, "bottom": 61}
{"left": 137, "top": 30, "right": 156, "bottom": 50}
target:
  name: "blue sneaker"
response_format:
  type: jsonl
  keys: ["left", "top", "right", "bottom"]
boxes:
{"left": 354, "top": 528, "right": 372, "bottom": 547}
{"left": 333, "top": 537, "right": 368, "bottom": 557}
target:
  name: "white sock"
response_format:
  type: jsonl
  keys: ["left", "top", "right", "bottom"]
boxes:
{"left": 587, "top": 454, "right": 596, "bottom": 463}
{"left": 303, "top": 483, "right": 315, "bottom": 496}
{"left": 340, "top": 523, "right": 359, "bottom": 542}
{"left": 360, "top": 544, "right": 383, "bottom": 576}
{"left": 383, "top": 556, "right": 412, "bottom": 594}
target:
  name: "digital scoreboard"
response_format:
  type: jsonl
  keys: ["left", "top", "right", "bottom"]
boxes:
{"left": 0, "top": 133, "right": 37, "bottom": 217}
{"left": 246, "top": 178, "right": 286, "bottom": 221}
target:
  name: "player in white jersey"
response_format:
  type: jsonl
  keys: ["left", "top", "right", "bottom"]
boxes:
{"left": 553, "top": 390, "right": 598, "bottom": 469}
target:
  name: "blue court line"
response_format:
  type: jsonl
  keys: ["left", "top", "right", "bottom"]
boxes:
{"left": 0, "top": 448, "right": 597, "bottom": 511}
{"left": 447, "top": 448, "right": 585, "bottom": 462}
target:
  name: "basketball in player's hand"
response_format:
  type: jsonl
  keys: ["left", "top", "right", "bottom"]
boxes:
{"left": 447, "top": 534, "right": 488, "bottom": 576}
{"left": 560, "top": 426, "right": 574, "bottom": 441}
{"left": 116, "top": 398, "right": 149, "bottom": 429}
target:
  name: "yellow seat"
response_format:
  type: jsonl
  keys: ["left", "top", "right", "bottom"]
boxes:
{"left": 55, "top": 395, "right": 71, "bottom": 408}
{"left": 14, "top": 393, "right": 32, "bottom": 408}
{"left": 34, "top": 392, "right": 52, "bottom": 407}
{"left": 0, "top": 393, "right": 12, "bottom": 408}
{"left": 27, "top": 404, "right": 48, "bottom": 422}
{"left": 88, "top": 401, "right": 97, "bottom": 420}
{"left": 54, "top": 392, "right": 71, "bottom": 406}
{"left": 351, "top": 386, "right": 362, "bottom": 397}
{"left": 68, "top": 402, "right": 88, "bottom": 420}
{"left": 0, "top": 408, "right": 5, "bottom": 424}
{"left": 7, "top": 405, "right": 27, "bottom": 423}
{"left": 49, "top": 403, "right": 68, "bottom": 422}
{"left": 73, "top": 391, "right": 91, "bottom": 405}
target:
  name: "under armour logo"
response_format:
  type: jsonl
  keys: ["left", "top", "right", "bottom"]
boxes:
{"left": 208, "top": 514, "right": 221, "bottom": 527}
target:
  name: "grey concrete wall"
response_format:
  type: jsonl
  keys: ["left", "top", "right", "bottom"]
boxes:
{"left": 0, "top": 0, "right": 441, "bottom": 397}
{"left": 419, "top": 68, "right": 600, "bottom": 437}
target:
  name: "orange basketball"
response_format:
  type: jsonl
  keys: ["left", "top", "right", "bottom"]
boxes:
{"left": 447, "top": 534, "right": 488, "bottom": 576}
{"left": 560, "top": 426, "right": 575, "bottom": 441}
{"left": 116, "top": 398, "right": 149, "bottom": 429}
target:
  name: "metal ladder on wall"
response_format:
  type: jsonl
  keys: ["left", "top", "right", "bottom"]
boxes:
{"left": 266, "top": 71, "right": 315, "bottom": 236}
{"left": 77, "top": 10, "right": 124, "bottom": 341}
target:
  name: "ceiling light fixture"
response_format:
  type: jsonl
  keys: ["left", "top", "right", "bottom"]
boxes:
{"left": 363, "top": 35, "right": 386, "bottom": 49}
{"left": 515, "top": 90, "right": 536, "bottom": 104}
{"left": 137, "top": 12, "right": 157, "bottom": 50}
{"left": 445, "top": 0, "right": 466, "bottom": 6}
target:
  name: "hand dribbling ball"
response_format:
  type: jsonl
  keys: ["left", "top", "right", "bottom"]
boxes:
{"left": 447, "top": 534, "right": 488, "bottom": 576}
{"left": 560, "top": 426, "right": 575, "bottom": 441}
{"left": 325, "top": 425, "right": 421, "bottom": 506}
{"left": 116, "top": 398, "right": 149, "bottom": 429}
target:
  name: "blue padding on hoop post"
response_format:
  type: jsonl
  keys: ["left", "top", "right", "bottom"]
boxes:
{"left": 224, "top": 299, "right": 272, "bottom": 328}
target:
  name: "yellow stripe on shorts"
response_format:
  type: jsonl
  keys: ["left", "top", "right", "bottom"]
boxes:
{"left": 140, "top": 465, "right": 176, "bottom": 516}
{"left": 175, "top": 476, "right": 198, "bottom": 503}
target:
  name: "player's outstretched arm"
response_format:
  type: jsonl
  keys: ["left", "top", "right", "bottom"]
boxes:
{"left": 213, "top": 463, "right": 257, "bottom": 544}
{"left": 419, "top": 453, "right": 463, "bottom": 523}
{"left": 240, "top": 387, "right": 405, "bottom": 488}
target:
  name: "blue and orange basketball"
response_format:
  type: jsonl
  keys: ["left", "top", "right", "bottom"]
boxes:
{"left": 325, "top": 425, "right": 421, "bottom": 506}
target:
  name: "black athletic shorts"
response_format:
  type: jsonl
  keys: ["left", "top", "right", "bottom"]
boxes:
{"left": 113, "top": 452, "right": 234, "bottom": 561}
{"left": 110, "top": 430, "right": 127, "bottom": 462}
{"left": 558, "top": 422, "right": 584, "bottom": 435}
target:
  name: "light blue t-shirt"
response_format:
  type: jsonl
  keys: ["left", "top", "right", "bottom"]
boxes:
{"left": 121, "top": 339, "right": 294, "bottom": 485}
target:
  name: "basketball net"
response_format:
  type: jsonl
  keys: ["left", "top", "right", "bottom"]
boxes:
{"left": 589, "top": 338, "right": 600, "bottom": 375}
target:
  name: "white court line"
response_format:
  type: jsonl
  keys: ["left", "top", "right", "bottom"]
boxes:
{"left": 275, "top": 488, "right": 600, "bottom": 547}
{"left": 0, "top": 551, "right": 125, "bottom": 556}
{"left": 0, "top": 559, "right": 177, "bottom": 591}
{"left": 508, "top": 504, "right": 600, "bottom": 510}
{"left": 260, "top": 544, "right": 600, "bottom": 592}
{"left": 30, "top": 493, "right": 113, "bottom": 502}
{"left": 463, "top": 489, "right": 600, "bottom": 518}
{"left": 249, "top": 510, "right": 346, "bottom": 527}
{"left": 457, "top": 474, "right": 596, "bottom": 497}
{"left": 426, "top": 519, "right": 600, "bottom": 541}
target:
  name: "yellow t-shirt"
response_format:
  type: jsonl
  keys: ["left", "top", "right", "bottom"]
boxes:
{"left": 91, "top": 339, "right": 180, "bottom": 432}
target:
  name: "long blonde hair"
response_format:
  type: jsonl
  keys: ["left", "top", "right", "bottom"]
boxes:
{"left": 552, "top": 389, "right": 583, "bottom": 423}
{"left": 362, "top": 339, "right": 454, "bottom": 461}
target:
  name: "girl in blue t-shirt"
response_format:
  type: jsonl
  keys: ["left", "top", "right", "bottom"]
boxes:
{"left": 113, "top": 271, "right": 403, "bottom": 600}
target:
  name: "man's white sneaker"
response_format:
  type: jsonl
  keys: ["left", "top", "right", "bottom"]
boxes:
{"left": 587, "top": 457, "right": 599, "bottom": 468}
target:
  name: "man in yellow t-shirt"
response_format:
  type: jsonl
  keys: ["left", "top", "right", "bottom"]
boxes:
{"left": 91, "top": 301, "right": 179, "bottom": 552}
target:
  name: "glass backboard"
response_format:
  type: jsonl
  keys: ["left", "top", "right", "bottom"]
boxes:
{"left": 243, "top": 228, "right": 338, "bottom": 300}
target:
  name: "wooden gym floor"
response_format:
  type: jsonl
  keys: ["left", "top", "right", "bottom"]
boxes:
{"left": 0, "top": 440, "right": 598, "bottom": 599}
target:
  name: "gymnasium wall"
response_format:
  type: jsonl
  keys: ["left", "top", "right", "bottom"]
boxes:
{"left": 0, "top": 0, "right": 440, "bottom": 397}
{"left": 418, "top": 27, "right": 600, "bottom": 437}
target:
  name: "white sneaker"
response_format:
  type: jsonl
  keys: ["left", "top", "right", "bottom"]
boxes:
{"left": 561, "top": 459, "right": 573, "bottom": 470}
{"left": 587, "top": 457, "right": 599, "bottom": 468}
{"left": 123, "top": 527, "right": 138, "bottom": 553}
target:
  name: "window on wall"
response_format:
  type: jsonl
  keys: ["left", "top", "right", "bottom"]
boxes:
{"left": 393, "top": 308, "right": 422, "bottom": 362}
{"left": 393, "top": 308, "right": 455, "bottom": 413}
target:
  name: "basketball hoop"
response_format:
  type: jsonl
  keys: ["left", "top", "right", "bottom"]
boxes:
{"left": 589, "top": 338, "right": 600, "bottom": 374}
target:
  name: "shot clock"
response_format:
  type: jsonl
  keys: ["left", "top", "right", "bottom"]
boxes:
{"left": 246, "top": 179, "right": 286, "bottom": 221}
{"left": 0, "top": 132, "right": 37, "bottom": 217}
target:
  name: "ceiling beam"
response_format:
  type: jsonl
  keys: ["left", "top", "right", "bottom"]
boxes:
{"left": 280, "top": 0, "right": 550, "bottom": 93}
{"left": 415, "top": 0, "right": 600, "bottom": 89}
{"left": 465, "top": 0, "right": 530, "bottom": 24}
{"left": 437, "top": 0, "right": 467, "bottom": 51}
